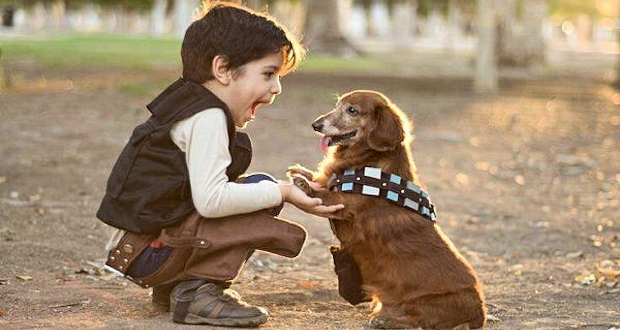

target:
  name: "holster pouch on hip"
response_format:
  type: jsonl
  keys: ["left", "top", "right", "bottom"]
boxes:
{"left": 330, "top": 245, "right": 372, "bottom": 305}
{"left": 104, "top": 231, "right": 160, "bottom": 285}
{"left": 161, "top": 211, "right": 307, "bottom": 281}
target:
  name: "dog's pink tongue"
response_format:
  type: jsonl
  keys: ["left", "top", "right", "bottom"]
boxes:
{"left": 320, "top": 136, "right": 331, "bottom": 153}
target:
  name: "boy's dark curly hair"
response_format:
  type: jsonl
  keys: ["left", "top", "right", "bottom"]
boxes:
{"left": 181, "top": 1, "right": 306, "bottom": 83}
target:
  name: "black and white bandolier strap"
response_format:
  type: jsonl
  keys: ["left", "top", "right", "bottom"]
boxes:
{"left": 327, "top": 167, "right": 437, "bottom": 222}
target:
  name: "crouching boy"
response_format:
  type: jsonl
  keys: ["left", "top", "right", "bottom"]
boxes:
{"left": 97, "top": 2, "right": 343, "bottom": 327}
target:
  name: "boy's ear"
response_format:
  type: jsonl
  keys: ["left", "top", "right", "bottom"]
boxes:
{"left": 212, "top": 55, "right": 232, "bottom": 85}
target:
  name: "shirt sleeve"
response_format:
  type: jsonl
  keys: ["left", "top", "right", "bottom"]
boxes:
{"left": 170, "top": 108, "right": 283, "bottom": 218}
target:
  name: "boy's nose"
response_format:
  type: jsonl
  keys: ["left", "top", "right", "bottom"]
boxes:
{"left": 271, "top": 78, "right": 281, "bottom": 95}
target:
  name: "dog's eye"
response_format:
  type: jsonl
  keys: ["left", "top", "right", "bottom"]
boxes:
{"left": 346, "top": 106, "right": 358, "bottom": 115}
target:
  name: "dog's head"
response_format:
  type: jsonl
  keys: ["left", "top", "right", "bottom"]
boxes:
{"left": 313, "top": 90, "right": 411, "bottom": 152}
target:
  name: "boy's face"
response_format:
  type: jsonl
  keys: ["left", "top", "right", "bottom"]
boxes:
{"left": 227, "top": 52, "right": 283, "bottom": 128}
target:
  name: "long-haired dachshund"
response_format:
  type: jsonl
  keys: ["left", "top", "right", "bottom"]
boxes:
{"left": 288, "top": 90, "right": 486, "bottom": 329}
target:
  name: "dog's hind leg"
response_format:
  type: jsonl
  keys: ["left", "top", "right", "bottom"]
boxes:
{"left": 369, "top": 301, "right": 421, "bottom": 329}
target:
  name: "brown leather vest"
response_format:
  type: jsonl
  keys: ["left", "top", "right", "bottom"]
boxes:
{"left": 97, "top": 78, "right": 252, "bottom": 234}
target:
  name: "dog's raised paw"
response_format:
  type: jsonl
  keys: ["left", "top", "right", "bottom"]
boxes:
{"left": 286, "top": 164, "right": 314, "bottom": 181}
{"left": 292, "top": 176, "right": 314, "bottom": 196}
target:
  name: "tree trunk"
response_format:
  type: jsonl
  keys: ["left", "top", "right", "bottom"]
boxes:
{"left": 174, "top": 0, "right": 194, "bottom": 37}
{"left": 474, "top": 0, "right": 498, "bottom": 93}
{"left": 50, "top": 0, "right": 65, "bottom": 31}
{"left": 32, "top": 2, "right": 46, "bottom": 31}
{"left": 497, "top": 0, "right": 547, "bottom": 66}
{"left": 614, "top": 2, "right": 620, "bottom": 90}
{"left": 392, "top": 0, "right": 416, "bottom": 49}
{"left": 150, "top": 0, "right": 167, "bottom": 36}
{"left": 1, "top": 6, "right": 15, "bottom": 27}
{"left": 302, "top": 0, "right": 359, "bottom": 56}
{"left": 446, "top": 0, "right": 464, "bottom": 52}
{"left": 615, "top": 26, "right": 620, "bottom": 90}
{"left": 0, "top": 47, "right": 5, "bottom": 91}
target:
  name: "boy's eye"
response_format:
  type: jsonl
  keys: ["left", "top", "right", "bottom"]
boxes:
{"left": 264, "top": 72, "right": 276, "bottom": 78}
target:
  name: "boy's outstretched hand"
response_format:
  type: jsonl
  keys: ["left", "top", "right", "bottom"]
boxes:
{"left": 279, "top": 182, "right": 345, "bottom": 218}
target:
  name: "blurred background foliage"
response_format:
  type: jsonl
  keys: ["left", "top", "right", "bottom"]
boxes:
{"left": 0, "top": 0, "right": 616, "bottom": 17}
{"left": 0, "top": 0, "right": 618, "bottom": 92}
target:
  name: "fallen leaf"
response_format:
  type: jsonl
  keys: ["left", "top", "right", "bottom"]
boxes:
{"left": 456, "top": 173, "right": 469, "bottom": 187}
{"left": 0, "top": 279, "right": 8, "bottom": 285}
{"left": 596, "top": 261, "right": 620, "bottom": 278}
{"left": 0, "top": 309, "right": 5, "bottom": 317}
{"left": 474, "top": 162, "right": 490, "bottom": 171}
{"left": 0, "top": 176, "right": 6, "bottom": 185}
{"left": 566, "top": 251, "right": 584, "bottom": 259}
{"left": 16, "top": 275, "right": 33, "bottom": 281}
{"left": 74, "top": 268, "right": 91, "bottom": 275}
{"left": 575, "top": 273, "right": 596, "bottom": 286}
{"left": 510, "top": 264, "right": 524, "bottom": 276}
{"left": 514, "top": 175, "right": 525, "bottom": 185}
{"left": 532, "top": 221, "right": 549, "bottom": 228}
{"left": 485, "top": 314, "right": 501, "bottom": 322}
{"left": 510, "top": 264, "right": 524, "bottom": 271}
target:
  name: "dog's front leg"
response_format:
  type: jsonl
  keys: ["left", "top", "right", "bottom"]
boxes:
{"left": 286, "top": 164, "right": 315, "bottom": 181}
{"left": 292, "top": 176, "right": 354, "bottom": 221}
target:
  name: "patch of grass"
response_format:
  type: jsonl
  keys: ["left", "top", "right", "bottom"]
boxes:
{"left": 0, "top": 33, "right": 393, "bottom": 74}
{"left": 302, "top": 54, "right": 390, "bottom": 73}
{"left": 117, "top": 79, "right": 172, "bottom": 97}
{"left": 0, "top": 34, "right": 182, "bottom": 69}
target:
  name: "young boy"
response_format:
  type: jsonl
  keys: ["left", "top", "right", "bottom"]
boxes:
{"left": 97, "top": 2, "right": 343, "bottom": 327}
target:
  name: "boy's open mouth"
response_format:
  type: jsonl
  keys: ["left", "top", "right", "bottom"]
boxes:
{"left": 250, "top": 102, "right": 262, "bottom": 116}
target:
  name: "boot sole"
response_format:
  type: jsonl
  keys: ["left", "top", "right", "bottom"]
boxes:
{"left": 178, "top": 312, "right": 268, "bottom": 327}
{"left": 151, "top": 300, "right": 170, "bottom": 313}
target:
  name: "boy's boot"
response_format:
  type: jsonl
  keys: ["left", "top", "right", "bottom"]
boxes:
{"left": 170, "top": 279, "right": 268, "bottom": 327}
{"left": 151, "top": 281, "right": 178, "bottom": 312}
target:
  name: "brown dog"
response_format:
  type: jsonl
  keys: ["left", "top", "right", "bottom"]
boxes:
{"left": 288, "top": 90, "right": 486, "bottom": 329}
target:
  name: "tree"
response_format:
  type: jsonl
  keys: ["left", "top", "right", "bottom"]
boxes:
{"left": 302, "top": 0, "right": 359, "bottom": 56}
{"left": 150, "top": 0, "right": 167, "bottom": 35}
{"left": 616, "top": 15, "right": 620, "bottom": 90}
{"left": 474, "top": 0, "right": 498, "bottom": 92}
{"left": 496, "top": 0, "right": 548, "bottom": 67}
{"left": 0, "top": 47, "right": 5, "bottom": 91}
{"left": 173, "top": 0, "right": 194, "bottom": 37}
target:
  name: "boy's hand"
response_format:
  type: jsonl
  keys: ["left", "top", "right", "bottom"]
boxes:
{"left": 279, "top": 182, "right": 344, "bottom": 217}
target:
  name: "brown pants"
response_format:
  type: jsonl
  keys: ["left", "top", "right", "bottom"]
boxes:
{"left": 106, "top": 211, "right": 307, "bottom": 288}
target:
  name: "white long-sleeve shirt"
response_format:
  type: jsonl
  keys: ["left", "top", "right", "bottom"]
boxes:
{"left": 105, "top": 107, "right": 283, "bottom": 252}
{"left": 170, "top": 107, "right": 282, "bottom": 217}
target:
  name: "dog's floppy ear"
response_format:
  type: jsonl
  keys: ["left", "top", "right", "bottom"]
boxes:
{"left": 366, "top": 103, "right": 404, "bottom": 151}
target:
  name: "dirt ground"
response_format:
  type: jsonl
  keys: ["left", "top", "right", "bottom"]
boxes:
{"left": 0, "top": 52, "right": 619, "bottom": 330}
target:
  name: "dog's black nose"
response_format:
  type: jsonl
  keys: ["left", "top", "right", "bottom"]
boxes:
{"left": 312, "top": 121, "right": 323, "bottom": 132}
